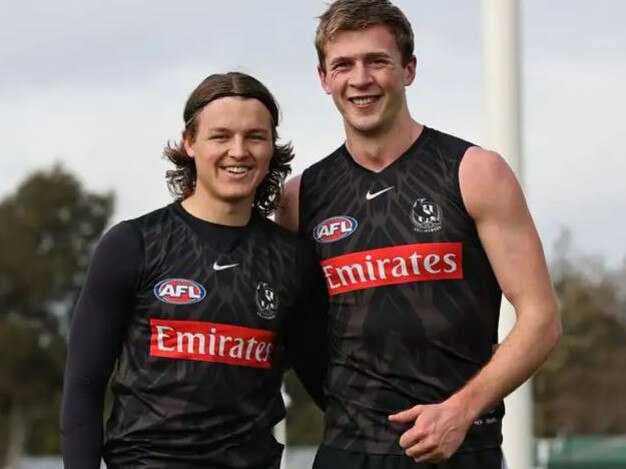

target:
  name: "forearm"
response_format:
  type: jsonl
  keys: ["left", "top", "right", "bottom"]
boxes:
{"left": 60, "top": 221, "right": 140, "bottom": 467}
{"left": 450, "top": 304, "right": 560, "bottom": 421}
{"left": 286, "top": 240, "right": 329, "bottom": 409}
{"left": 60, "top": 380, "right": 105, "bottom": 469}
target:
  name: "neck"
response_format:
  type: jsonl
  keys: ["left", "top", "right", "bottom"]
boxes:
{"left": 345, "top": 116, "right": 423, "bottom": 172}
{"left": 181, "top": 190, "right": 253, "bottom": 226}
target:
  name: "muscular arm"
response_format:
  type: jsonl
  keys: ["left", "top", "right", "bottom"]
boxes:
{"left": 60, "top": 222, "right": 141, "bottom": 469}
{"left": 391, "top": 147, "right": 560, "bottom": 462}
{"left": 276, "top": 175, "right": 301, "bottom": 233}
{"left": 283, "top": 241, "right": 329, "bottom": 410}
{"left": 450, "top": 147, "right": 560, "bottom": 418}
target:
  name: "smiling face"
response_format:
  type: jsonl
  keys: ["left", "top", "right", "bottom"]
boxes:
{"left": 183, "top": 96, "right": 274, "bottom": 209}
{"left": 318, "top": 24, "right": 416, "bottom": 137}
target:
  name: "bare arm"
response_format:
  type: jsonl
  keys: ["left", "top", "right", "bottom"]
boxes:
{"left": 390, "top": 147, "right": 561, "bottom": 462}
{"left": 276, "top": 175, "right": 301, "bottom": 233}
{"left": 451, "top": 147, "right": 560, "bottom": 417}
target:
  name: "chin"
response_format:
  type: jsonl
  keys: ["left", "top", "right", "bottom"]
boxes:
{"left": 217, "top": 189, "right": 257, "bottom": 205}
{"left": 350, "top": 120, "right": 382, "bottom": 135}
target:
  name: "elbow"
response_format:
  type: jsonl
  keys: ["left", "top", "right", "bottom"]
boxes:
{"left": 544, "top": 299, "right": 562, "bottom": 354}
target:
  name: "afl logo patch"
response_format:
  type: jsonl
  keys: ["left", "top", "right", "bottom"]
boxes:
{"left": 410, "top": 198, "right": 442, "bottom": 233}
{"left": 154, "top": 278, "right": 206, "bottom": 305}
{"left": 313, "top": 216, "right": 358, "bottom": 243}
{"left": 255, "top": 282, "right": 279, "bottom": 320}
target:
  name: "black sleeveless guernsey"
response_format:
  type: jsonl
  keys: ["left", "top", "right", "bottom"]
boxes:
{"left": 299, "top": 127, "right": 504, "bottom": 454}
{"left": 99, "top": 204, "right": 327, "bottom": 468}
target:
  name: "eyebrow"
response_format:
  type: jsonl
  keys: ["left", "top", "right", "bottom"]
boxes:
{"left": 364, "top": 52, "right": 391, "bottom": 60}
{"left": 206, "top": 127, "right": 270, "bottom": 134}
{"left": 328, "top": 51, "right": 392, "bottom": 67}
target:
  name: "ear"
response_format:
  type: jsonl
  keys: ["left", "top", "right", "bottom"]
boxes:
{"left": 404, "top": 55, "right": 417, "bottom": 86}
{"left": 182, "top": 133, "right": 195, "bottom": 158}
{"left": 317, "top": 64, "right": 332, "bottom": 95}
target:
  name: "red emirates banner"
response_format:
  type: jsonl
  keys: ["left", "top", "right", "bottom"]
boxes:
{"left": 150, "top": 318, "right": 277, "bottom": 369}
{"left": 321, "top": 242, "right": 463, "bottom": 295}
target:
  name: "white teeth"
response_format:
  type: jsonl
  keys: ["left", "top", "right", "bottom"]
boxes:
{"left": 224, "top": 166, "right": 250, "bottom": 174}
{"left": 351, "top": 97, "right": 377, "bottom": 105}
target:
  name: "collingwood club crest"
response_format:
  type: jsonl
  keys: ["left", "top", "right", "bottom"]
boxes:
{"left": 255, "top": 282, "right": 278, "bottom": 320}
{"left": 411, "top": 198, "right": 442, "bottom": 233}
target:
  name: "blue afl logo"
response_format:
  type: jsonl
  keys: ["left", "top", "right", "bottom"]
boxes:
{"left": 313, "top": 216, "right": 358, "bottom": 243}
{"left": 154, "top": 278, "right": 206, "bottom": 305}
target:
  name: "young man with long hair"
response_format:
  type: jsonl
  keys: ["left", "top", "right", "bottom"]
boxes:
{"left": 61, "top": 72, "right": 327, "bottom": 469}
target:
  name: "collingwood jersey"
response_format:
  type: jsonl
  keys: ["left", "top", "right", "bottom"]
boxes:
{"left": 299, "top": 127, "right": 504, "bottom": 454}
{"left": 103, "top": 203, "right": 325, "bottom": 468}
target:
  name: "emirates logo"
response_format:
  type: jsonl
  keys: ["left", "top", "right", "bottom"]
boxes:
{"left": 320, "top": 242, "right": 463, "bottom": 295}
{"left": 149, "top": 319, "right": 277, "bottom": 369}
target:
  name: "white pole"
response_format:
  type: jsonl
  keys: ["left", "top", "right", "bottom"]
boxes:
{"left": 274, "top": 384, "right": 291, "bottom": 469}
{"left": 482, "top": 1, "right": 533, "bottom": 468}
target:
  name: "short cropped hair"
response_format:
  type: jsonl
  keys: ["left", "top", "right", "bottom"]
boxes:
{"left": 315, "top": 0, "right": 415, "bottom": 69}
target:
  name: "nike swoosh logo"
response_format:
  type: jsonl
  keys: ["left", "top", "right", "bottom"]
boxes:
{"left": 213, "top": 262, "right": 239, "bottom": 271}
{"left": 365, "top": 186, "right": 394, "bottom": 200}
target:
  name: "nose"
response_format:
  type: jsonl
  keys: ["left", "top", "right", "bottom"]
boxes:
{"left": 349, "top": 62, "right": 373, "bottom": 88}
{"left": 228, "top": 135, "right": 248, "bottom": 159}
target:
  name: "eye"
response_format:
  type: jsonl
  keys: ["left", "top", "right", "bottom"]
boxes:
{"left": 209, "top": 134, "right": 228, "bottom": 142}
{"left": 248, "top": 133, "right": 268, "bottom": 142}
{"left": 331, "top": 61, "right": 350, "bottom": 71}
{"left": 369, "top": 57, "right": 388, "bottom": 67}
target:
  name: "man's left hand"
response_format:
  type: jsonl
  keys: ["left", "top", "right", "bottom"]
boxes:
{"left": 388, "top": 398, "right": 475, "bottom": 463}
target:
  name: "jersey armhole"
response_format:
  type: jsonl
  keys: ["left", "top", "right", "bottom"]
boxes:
{"left": 455, "top": 144, "right": 480, "bottom": 219}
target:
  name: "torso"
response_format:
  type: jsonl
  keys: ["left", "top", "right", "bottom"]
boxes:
{"left": 104, "top": 204, "right": 300, "bottom": 468}
{"left": 299, "top": 126, "right": 504, "bottom": 454}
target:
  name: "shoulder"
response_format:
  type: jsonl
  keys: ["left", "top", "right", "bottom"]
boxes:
{"left": 125, "top": 204, "right": 174, "bottom": 230}
{"left": 277, "top": 174, "right": 302, "bottom": 232}
{"left": 86, "top": 220, "right": 143, "bottom": 292}
{"left": 257, "top": 215, "right": 302, "bottom": 244}
{"left": 97, "top": 220, "right": 141, "bottom": 252}
{"left": 425, "top": 127, "right": 475, "bottom": 156}
{"left": 95, "top": 204, "right": 175, "bottom": 264}
{"left": 459, "top": 147, "right": 522, "bottom": 220}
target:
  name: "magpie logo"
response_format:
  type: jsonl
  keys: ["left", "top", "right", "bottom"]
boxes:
{"left": 410, "top": 198, "right": 442, "bottom": 233}
{"left": 255, "top": 282, "right": 278, "bottom": 320}
{"left": 365, "top": 186, "right": 394, "bottom": 200}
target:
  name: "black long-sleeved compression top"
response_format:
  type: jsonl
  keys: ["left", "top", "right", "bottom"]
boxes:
{"left": 61, "top": 202, "right": 328, "bottom": 469}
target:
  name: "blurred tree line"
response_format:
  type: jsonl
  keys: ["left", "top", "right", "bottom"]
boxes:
{"left": 0, "top": 166, "right": 113, "bottom": 469}
{"left": 534, "top": 232, "right": 626, "bottom": 436}
{"left": 0, "top": 166, "right": 624, "bottom": 466}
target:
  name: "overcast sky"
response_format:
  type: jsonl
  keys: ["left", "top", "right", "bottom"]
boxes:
{"left": 1, "top": 0, "right": 624, "bottom": 266}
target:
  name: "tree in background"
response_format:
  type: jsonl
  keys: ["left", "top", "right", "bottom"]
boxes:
{"left": 0, "top": 166, "right": 113, "bottom": 468}
{"left": 534, "top": 232, "right": 626, "bottom": 436}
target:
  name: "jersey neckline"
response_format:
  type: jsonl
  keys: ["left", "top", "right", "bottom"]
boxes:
{"left": 339, "top": 125, "right": 432, "bottom": 176}
{"left": 169, "top": 202, "right": 258, "bottom": 253}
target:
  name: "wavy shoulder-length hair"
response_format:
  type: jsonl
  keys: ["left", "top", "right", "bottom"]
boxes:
{"left": 163, "top": 72, "right": 294, "bottom": 217}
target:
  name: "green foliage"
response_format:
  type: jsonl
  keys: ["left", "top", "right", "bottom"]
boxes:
{"left": 0, "top": 164, "right": 113, "bottom": 458}
{"left": 534, "top": 233, "right": 626, "bottom": 436}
